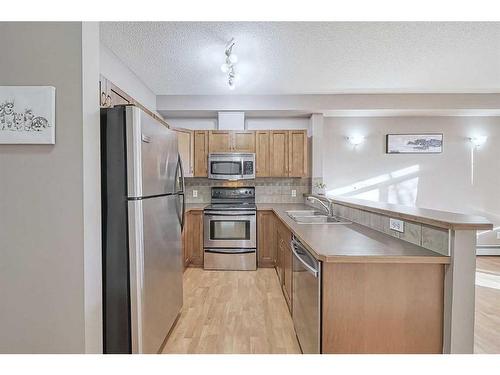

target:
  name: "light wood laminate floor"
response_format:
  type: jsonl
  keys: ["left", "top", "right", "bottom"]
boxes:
{"left": 163, "top": 257, "right": 499, "bottom": 354}
{"left": 475, "top": 256, "right": 500, "bottom": 354}
{"left": 162, "top": 268, "right": 300, "bottom": 354}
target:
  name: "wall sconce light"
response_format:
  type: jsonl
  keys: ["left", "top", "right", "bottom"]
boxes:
{"left": 470, "top": 135, "right": 487, "bottom": 148}
{"left": 347, "top": 135, "right": 365, "bottom": 147}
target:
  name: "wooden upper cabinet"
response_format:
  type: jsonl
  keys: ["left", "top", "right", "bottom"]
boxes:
{"left": 288, "top": 130, "right": 308, "bottom": 177}
{"left": 269, "top": 130, "right": 289, "bottom": 177}
{"left": 100, "top": 75, "right": 133, "bottom": 108}
{"left": 208, "top": 131, "right": 232, "bottom": 152}
{"left": 175, "top": 128, "right": 193, "bottom": 177}
{"left": 194, "top": 131, "right": 209, "bottom": 177}
{"left": 191, "top": 128, "right": 306, "bottom": 178}
{"left": 233, "top": 131, "right": 256, "bottom": 152}
{"left": 209, "top": 130, "right": 256, "bottom": 153}
{"left": 255, "top": 131, "right": 270, "bottom": 177}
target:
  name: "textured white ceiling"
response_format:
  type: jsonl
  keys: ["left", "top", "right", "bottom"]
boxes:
{"left": 100, "top": 22, "right": 500, "bottom": 95}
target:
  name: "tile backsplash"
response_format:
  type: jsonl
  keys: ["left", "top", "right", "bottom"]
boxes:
{"left": 185, "top": 177, "right": 311, "bottom": 204}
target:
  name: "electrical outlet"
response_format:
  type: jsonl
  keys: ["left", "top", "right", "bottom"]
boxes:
{"left": 291, "top": 189, "right": 297, "bottom": 197}
{"left": 193, "top": 190, "right": 198, "bottom": 198}
{"left": 389, "top": 218, "right": 405, "bottom": 233}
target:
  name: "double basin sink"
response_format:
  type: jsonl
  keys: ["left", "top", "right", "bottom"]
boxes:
{"left": 286, "top": 210, "right": 351, "bottom": 225}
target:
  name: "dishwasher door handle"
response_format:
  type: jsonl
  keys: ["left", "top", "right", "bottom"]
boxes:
{"left": 291, "top": 245, "right": 319, "bottom": 278}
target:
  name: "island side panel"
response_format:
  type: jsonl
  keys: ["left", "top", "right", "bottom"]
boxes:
{"left": 322, "top": 262, "right": 445, "bottom": 354}
{"left": 443, "top": 230, "right": 477, "bottom": 354}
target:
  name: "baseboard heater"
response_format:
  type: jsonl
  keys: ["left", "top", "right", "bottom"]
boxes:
{"left": 476, "top": 245, "right": 500, "bottom": 256}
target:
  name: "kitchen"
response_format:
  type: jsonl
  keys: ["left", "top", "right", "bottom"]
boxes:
{"left": 1, "top": 16, "right": 500, "bottom": 364}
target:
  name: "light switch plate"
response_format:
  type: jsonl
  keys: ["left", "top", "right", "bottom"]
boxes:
{"left": 193, "top": 190, "right": 198, "bottom": 198}
{"left": 389, "top": 218, "right": 405, "bottom": 233}
{"left": 291, "top": 189, "right": 297, "bottom": 197}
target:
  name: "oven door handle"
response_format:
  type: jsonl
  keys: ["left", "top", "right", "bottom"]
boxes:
{"left": 204, "top": 212, "right": 256, "bottom": 217}
{"left": 205, "top": 248, "right": 256, "bottom": 254}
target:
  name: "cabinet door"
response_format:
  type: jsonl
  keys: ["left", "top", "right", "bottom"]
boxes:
{"left": 233, "top": 131, "right": 256, "bottom": 152}
{"left": 209, "top": 131, "right": 232, "bottom": 152}
{"left": 257, "top": 211, "right": 276, "bottom": 267}
{"left": 176, "top": 129, "right": 193, "bottom": 177}
{"left": 288, "top": 130, "right": 308, "bottom": 177}
{"left": 255, "top": 131, "right": 270, "bottom": 177}
{"left": 275, "top": 221, "right": 286, "bottom": 286}
{"left": 276, "top": 239, "right": 284, "bottom": 286}
{"left": 182, "top": 214, "right": 190, "bottom": 269}
{"left": 283, "top": 238, "right": 293, "bottom": 312}
{"left": 193, "top": 131, "right": 209, "bottom": 177}
{"left": 185, "top": 210, "right": 204, "bottom": 267}
{"left": 269, "top": 131, "right": 289, "bottom": 177}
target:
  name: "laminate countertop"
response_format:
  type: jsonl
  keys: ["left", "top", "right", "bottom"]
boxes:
{"left": 307, "top": 195, "right": 493, "bottom": 231}
{"left": 185, "top": 203, "right": 208, "bottom": 212}
{"left": 258, "top": 203, "right": 450, "bottom": 264}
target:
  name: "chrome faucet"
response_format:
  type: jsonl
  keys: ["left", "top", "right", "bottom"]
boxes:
{"left": 306, "top": 196, "right": 334, "bottom": 217}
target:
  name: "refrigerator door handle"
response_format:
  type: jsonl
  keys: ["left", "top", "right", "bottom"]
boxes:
{"left": 177, "top": 154, "right": 186, "bottom": 230}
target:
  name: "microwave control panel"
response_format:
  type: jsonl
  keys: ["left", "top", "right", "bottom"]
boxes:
{"left": 243, "top": 161, "right": 254, "bottom": 174}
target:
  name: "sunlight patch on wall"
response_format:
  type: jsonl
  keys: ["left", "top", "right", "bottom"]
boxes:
{"left": 388, "top": 177, "right": 419, "bottom": 206}
{"left": 327, "top": 165, "right": 420, "bottom": 205}
{"left": 351, "top": 189, "right": 380, "bottom": 201}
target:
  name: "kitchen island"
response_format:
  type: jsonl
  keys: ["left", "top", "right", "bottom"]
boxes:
{"left": 258, "top": 199, "right": 492, "bottom": 354}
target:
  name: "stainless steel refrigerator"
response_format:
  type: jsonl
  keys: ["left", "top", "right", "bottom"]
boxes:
{"left": 101, "top": 105, "right": 184, "bottom": 354}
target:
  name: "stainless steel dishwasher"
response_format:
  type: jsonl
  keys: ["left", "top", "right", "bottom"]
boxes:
{"left": 291, "top": 235, "right": 321, "bottom": 354}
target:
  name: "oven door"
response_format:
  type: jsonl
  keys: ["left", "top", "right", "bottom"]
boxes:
{"left": 204, "top": 211, "right": 256, "bottom": 248}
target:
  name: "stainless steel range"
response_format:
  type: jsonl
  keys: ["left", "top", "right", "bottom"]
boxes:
{"left": 203, "top": 187, "right": 257, "bottom": 271}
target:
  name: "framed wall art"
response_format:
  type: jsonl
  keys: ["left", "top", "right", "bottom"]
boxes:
{"left": 386, "top": 133, "right": 443, "bottom": 154}
{"left": 0, "top": 86, "right": 55, "bottom": 144}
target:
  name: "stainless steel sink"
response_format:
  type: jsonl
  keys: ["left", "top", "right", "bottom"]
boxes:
{"left": 286, "top": 210, "right": 351, "bottom": 225}
{"left": 286, "top": 210, "right": 324, "bottom": 216}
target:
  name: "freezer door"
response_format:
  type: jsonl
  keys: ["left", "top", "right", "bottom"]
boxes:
{"left": 128, "top": 195, "right": 183, "bottom": 354}
{"left": 126, "top": 106, "right": 179, "bottom": 198}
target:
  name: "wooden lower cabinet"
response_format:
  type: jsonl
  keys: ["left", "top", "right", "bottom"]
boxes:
{"left": 183, "top": 210, "right": 204, "bottom": 267}
{"left": 257, "top": 211, "right": 276, "bottom": 267}
{"left": 282, "top": 238, "right": 293, "bottom": 312}
{"left": 321, "top": 262, "right": 445, "bottom": 353}
{"left": 275, "top": 218, "right": 293, "bottom": 312}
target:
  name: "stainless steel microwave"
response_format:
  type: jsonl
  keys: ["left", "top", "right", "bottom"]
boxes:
{"left": 208, "top": 153, "right": 255, "bottom": 180}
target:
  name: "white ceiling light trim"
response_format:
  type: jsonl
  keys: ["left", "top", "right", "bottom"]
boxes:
{"left": 220, "top": 38, "right": 238, "bottom": 90}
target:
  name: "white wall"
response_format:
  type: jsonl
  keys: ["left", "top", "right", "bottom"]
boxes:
{"left": 0, "top": 22, "right": 101, "bottom": 353}
{"left": 100, "top": 43, "right": 157, "bottom": 112}
{"left": 322, "top": 116, "right": 500, "bottom": 245}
